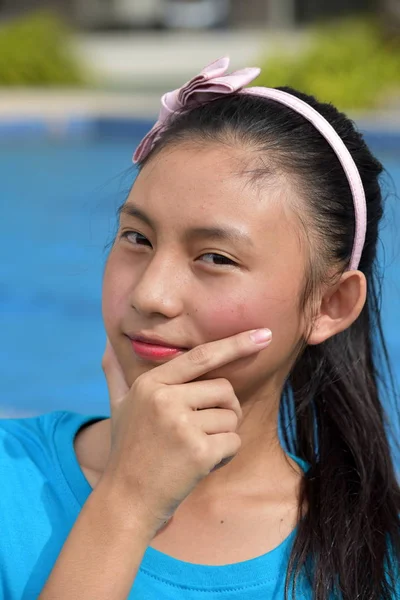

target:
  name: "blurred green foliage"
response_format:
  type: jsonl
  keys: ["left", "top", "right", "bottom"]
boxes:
{"left": 257, "top": 18, "right": 400, "bottom": 110}
{"left": 0, "top": 11, "right": 84, "bottom": 86}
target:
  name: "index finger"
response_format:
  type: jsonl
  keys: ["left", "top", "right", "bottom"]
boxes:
{"left": 150, "top": 328, "right": 272, "bottom": 386}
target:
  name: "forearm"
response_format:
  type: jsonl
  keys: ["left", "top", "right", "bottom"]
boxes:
{"left": 39, "top": 478, "right": 155, "bottom": 600}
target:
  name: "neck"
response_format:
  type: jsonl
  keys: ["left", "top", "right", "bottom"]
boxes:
{"left": 191, "top": 385, "right": 300, "bottom": 501}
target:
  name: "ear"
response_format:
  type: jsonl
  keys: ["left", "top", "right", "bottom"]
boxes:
{"left": 307, "top": 270, "right": 367, "bottom": 346}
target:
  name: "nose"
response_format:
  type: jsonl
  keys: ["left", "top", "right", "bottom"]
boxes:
{"left": 128, "top": 252, "right": 185, "bottom": 319}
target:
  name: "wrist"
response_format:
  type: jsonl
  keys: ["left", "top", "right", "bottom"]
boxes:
{"left": 93, "top": 474, "right": 160, "bottom": 544}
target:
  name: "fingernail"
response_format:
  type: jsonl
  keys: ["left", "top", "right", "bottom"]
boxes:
{"left": 249, "top": 328, "right": 272, "bottom": 345}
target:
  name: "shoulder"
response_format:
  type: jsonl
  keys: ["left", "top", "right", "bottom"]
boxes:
{"left": 0, "top": 409, "right": 100, "bottom": 443}
{"left": 0, "top": 411, "right": 71, "bottom": 497}
{"left": 0, "top": 410, "right": 64, "bottom": 457}
{"left": 0, "top": 410, "right": 108, "bottom": 599}
{"left": 0, "top": 409, "right": 101, "bottom": 476}
{"left": 0, "top": 409, "right": 63, "bottom": 433}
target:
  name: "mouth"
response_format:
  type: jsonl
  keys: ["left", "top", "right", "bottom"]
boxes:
{"left": 127, "top": 334, "right": 189, "bottom": 361}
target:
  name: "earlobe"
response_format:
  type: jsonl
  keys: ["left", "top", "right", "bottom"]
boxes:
{"left": 307, "top": 270, "right": 367, "bottom": 346}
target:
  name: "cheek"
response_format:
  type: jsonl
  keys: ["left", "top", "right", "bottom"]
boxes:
{"left": 192, "top": 284, "right": 303, "bottom": 392}
{"left": 197, "top": 298, "right": 260, "bottom": 340}
{"left": 194, "top": 287, "right": 300, "bottom": 342}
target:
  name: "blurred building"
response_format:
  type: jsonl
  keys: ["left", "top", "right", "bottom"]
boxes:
{"left": 0, "top": 0, "right": 380, "bottom": 29}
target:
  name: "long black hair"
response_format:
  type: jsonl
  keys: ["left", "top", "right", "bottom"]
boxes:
{"left": 137, "top": 91, "right": 400, "bottom": 599}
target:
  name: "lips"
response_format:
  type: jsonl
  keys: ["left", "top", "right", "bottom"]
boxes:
{"left": 128, "top": 334, "right": 189, "bottom": 350}
{"left": 128, "top": 334, "right": 189, "bottom": 362}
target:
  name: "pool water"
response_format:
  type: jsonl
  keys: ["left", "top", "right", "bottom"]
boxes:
{"left": 0, "top": 135, "right": 399, "bottom": 444}
{"left": 0, "top": 137, "right": 137, "bottom": 417}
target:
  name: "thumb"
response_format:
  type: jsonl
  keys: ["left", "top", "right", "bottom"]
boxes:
{"left": 102, "top": 338, "right": 129, "bottom": 406}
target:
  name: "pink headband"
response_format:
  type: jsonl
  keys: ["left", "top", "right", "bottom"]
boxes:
{"left": 133, "top": 57, "right": 366, "bottom": 271}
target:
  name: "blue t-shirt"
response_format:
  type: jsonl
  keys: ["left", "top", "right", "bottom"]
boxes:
{"left": 0, "top": 410, "right": 396, "bottom": 599}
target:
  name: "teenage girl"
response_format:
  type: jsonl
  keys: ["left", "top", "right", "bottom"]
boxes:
{"left": 1, "top": 57, "right": 399, "bottom": 600}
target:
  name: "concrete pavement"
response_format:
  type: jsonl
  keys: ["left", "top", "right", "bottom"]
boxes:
{"left": 71, "top": 29, "right": 309, "bottom": 91}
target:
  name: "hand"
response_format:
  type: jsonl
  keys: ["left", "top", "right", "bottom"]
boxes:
{"left": 101, "top": 328, "right": 272, "bottom": 537}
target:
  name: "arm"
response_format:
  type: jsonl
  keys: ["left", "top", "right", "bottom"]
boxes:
{"left": 39, "top": 328, "right": 269, "bottom": 599}
{"left": 38, "top": 477, "right": 156, "bottom": 600}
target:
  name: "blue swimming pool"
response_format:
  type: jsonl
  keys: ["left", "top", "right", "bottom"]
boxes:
{"left": 0, "top": 131, "right": 399, "bottom": 439}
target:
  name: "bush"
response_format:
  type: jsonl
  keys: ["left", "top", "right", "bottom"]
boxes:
{"left": 256, "top": 18, "right": 400, "bottom": 110}
{"left": 0, "top": 11, "right": 84, "bottom": 86}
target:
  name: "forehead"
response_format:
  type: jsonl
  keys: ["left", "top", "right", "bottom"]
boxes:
{"left": 131, "top": 144, "right": 297, "bottom": 233}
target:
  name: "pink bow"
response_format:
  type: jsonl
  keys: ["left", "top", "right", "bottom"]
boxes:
{"left": 133, "top": 56, "right": 260, "bottom": 164}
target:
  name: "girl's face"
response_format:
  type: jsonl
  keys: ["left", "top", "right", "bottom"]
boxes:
{"left": 102, "top": 143, "right": 308, "bottom": 403}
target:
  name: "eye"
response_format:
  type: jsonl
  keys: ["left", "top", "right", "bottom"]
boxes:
{"left": 121, "top": 231, "right": 152, "bottom": 247}
{"left": 199, "top": 253, "right": 237, "bottom": 267}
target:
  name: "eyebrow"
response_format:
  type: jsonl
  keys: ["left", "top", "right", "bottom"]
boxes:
{"left": 119, "top": 203, "right": 254, "bottom": 248}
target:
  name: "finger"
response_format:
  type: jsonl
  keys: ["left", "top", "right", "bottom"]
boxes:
{"left": 178, "top": 379, "right": 242, "bottom": 422}
{"left": 151, "top": 328, "right": 272, "bottom": 386}
{"left": 102, "top": 338, "right": 130, "bottom": 406}
{"left": 208, "top": 432, "right": 242, "bottom": 472}
{"left": 192, "top": 408, "right": 238, "bottom": 435}
{"left": 210, "top": 455, "right": 236, "bottom": 472}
